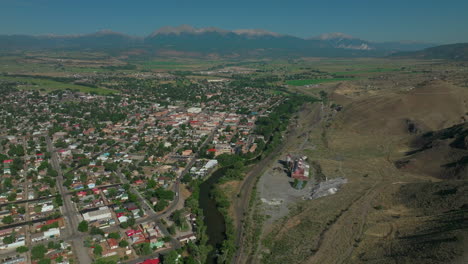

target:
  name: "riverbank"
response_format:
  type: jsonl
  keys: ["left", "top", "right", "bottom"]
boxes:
{"left": 195, "top": 94, "right": 319, "bottom": 264}
{"left": 198, "top": 167, "right": 228, "bottom": 263}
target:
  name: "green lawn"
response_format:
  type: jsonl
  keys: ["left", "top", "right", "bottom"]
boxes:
{"left": 285, "top": 78, "right": 354, "bottom": 86}
{"left": 0, "top": 76, "right": 115, "bottom": 95}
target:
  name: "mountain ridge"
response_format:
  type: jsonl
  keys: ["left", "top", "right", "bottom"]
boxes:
{"left": 391, "top": 43, "right": 468, "bottom": 60}
{"left": 0, "top": 25, "right": 438, "bottom": 58}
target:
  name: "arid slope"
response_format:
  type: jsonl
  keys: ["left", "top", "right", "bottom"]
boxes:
{"left": 258, "top": 78, "right": 468, "bottom": 264}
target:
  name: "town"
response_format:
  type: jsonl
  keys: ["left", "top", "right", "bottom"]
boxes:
{"left": 0, "top": 78, "right": 284, "bottom": 264}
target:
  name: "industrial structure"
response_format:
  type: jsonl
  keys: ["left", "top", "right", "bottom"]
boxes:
{"left": 286, "top": 154, "right": 310, "bottom": 181}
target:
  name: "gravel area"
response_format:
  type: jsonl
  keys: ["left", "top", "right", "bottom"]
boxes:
{"left": 257, "top": 162, "right": 313, "bottom": 226}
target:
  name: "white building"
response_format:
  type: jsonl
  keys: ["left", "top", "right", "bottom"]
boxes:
{"left": 41, "top": 204, "right": 54, "bottom": 213}
{"left": 44, "top": 228, "right": 60, "bottom": 238}
{"left": 204, "top": 160, "right": 218, "bottom": 170}
{"left": 0, "top": 239, "right": 25, "bottom": 249}
{"left": 82, "top": 207, "right": 112, "bottom": 222}
{"left": 187, "top": 107, "right": 202, "bottom": 114}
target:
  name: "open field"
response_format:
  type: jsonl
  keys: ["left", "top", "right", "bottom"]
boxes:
{"left": 0, "top": 76, "right": 115, "bottom": 94}
{"left": 137, "top": 60, "right": 217, "bottom": 70}
{"left": 286, "top": 78, "right": 355, "bottom": 86}
{"left": 333, "top": 67, "right": 401, "bottom": 75}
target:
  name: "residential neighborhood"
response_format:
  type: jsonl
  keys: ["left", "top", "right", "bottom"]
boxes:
{"left": 0, "top": 79, "right": 282, "bottom": 263}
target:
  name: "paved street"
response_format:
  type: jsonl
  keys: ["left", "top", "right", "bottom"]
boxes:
{"left": 47, "top": 137, "right": 92, "bottom": 264}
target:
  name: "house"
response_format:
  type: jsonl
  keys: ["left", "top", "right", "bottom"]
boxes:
{"left": 181, "top": 149, "right": 193, "bottom": 156}
{"left": 118, "top": 215, "right": 128, "bottom": 223}
{"left": 134, "top": 179, "right": 144, "bottom": 185}
{"left": 187, "top": 107, "right": 202, "bottom": 114}
{"left": 107, "top": 238, "right": 118, "bottom": 249}
{"left": 125, "top": 229, "right": 142, "bottom": 237}
{"left": 77, "top": 191, "right": 87, "bottom": 197}
{"left": 102, "top": 249, "right": 118, "bottom": 257}
{"left": 178, "top": 233, "right": 196, "bottom": 243}
{"left": 207, "top": 148, "right": 217, "bottom": 155}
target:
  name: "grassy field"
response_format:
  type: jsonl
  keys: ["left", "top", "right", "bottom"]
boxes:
{"left": 137, "top": 59, "right": 221, "bottom": 70}
{"left": 286, "top": 78, "right": 355, "bottom": 86}
{"left": 333, "top": 68, "right": 401, "bottom": 75}
{"left": 0, "top": 76, "right": 115, "bottom": 94}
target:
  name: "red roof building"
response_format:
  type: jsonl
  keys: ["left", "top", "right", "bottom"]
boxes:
{"left": 116, "top": 212, "right": 126, "bottom": 218}
{"left": 125, "top": 229, "right": 142, "bottom": 237}
{"left": 45, "top": 218, "right": 61, "bottom": 225}
{"left": 107, "top": 238, "right": 118, "bottom": 249}
{"left": 140, "top": 258, "right": 160, "bottom": 264}
{"left": 134, "top": 179, "right": 144, "bottom": 185}
{"left": 291, "top": 158, "right": 310, "bottom": 181}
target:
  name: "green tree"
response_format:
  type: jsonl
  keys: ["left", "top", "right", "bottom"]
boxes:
{"left": 93, "top": 244, "right": 103, "bottom": 256}
{"left": 7, "top": 192, "right": 17, "bottom": 201}
{"left": 90, "top": 226, "right": 104, "bottom": 236}
{"left": 108, "top": 232, "right": 120, "bottom": 239}
{"left": 54, "top": 195, "right": 63, "bottom": 206}
{"left": 78, "top": 220, "right": 89, "bottom": 232}
{"left": 3, "top": 235, "right": 15, "bottom": 244}
{"left": 168, "top": 225, "right": 176, "bottom": 235}
{"left": 137, "top": 242, "right": 152, "bottom": 255}
{"left": 2, "top": 215, "right": 13, "bottom": 224}
{"left": 47, "top": 241, "right": 60, "bottom": 250}
{"left": 154, "top": 200, "right": 168, "bottom": 211}
{"left": 16, "top": 246, "right": 29, "bottom": 253}
{"left": 119, "top": 240, "right": 129, "bottom": 248}
{"left": 163, "top": 250, "right": 180, "bottom": 264}
{"left": 171, "top": 209, "right": 187, "bottom": 229}
{"left": 17, "top": 206, "right": 26, "bottom": 214}
{"left": 31, "top": 245, "right": 47, "bottom": 260}
{"left": 127, "top": 217, "right": 135, "bottom": 227}
{"left": 37, "top": 259, "right": 51, "bottom": 264}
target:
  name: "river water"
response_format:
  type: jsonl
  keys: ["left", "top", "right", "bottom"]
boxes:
{"left": 198, "top": 167, "right": 228, "bottom": 263}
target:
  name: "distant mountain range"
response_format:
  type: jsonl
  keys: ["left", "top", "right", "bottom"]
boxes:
{"left": 391, "top": 43, "right": 468, "bottom": 60}
{"left": 0, "top": 25, "right": 438, "bottom": 58}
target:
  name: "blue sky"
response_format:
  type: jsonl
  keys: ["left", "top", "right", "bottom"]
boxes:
{"left": 1, "top": 0, "right": 467, "bottom": 43}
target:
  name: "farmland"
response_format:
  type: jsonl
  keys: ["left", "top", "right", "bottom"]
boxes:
{"left": 0, "top": 75, "right": 115, "bottom": 94}
{"left": 285, "top": 78, "right": 355, "bottom": 86}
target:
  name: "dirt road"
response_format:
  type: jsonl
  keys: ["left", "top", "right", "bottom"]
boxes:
{"left": 233, "top": 102, "right": 323, "bottom": 264}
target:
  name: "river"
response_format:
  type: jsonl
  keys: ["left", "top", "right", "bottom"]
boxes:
{"left": 198, "top": 166, "right": 229, "bottom": 263}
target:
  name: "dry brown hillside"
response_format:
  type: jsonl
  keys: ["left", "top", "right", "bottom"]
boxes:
{"left": 337, "top": 80, "right": 468, "bottom": 135}
{"left": 257, "top": 77, "right": 468, "bottom": 264}
{"left": 396, "top": 122, "right": 468, "bottom": 180}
